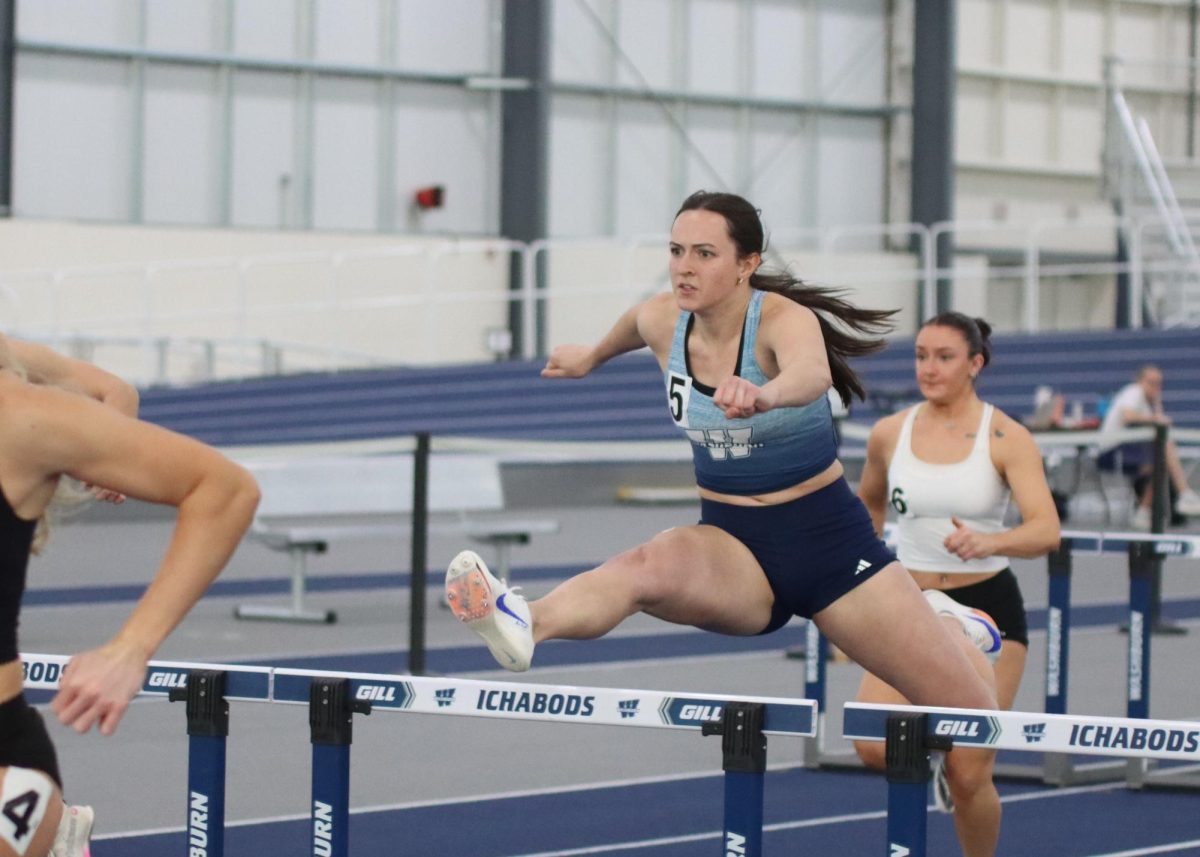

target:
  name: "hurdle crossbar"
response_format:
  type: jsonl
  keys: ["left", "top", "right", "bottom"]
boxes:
{"left": 1059, "top": 529, "right": 1200, "bottom": 557}
{"left": 21, "top": 653, "right": 816, "bottom": 735}
{"left": 844, "top": 702, "right": 1200, "bottom": 763}
{"left": 845, "top": 701, "right": 1200, "bottom": 857}
{"left": 800, "top": 527, "right": 1200, "bottom": 788}
{"left": 22, "top": 652, "right": 815, "bottom": 857}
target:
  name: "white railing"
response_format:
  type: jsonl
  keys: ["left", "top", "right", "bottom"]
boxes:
{"left": 0, "top": 215, "right": 1193, "bottom": 387}
{"left": 1104, "top": 56, "right": 1200, "bottom": 327}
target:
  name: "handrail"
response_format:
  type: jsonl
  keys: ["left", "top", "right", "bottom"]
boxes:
{"left": 1106, "top": 58, "right": 1200, "bottom": 326}
{"left": 1136, "top": 116, "right": 1200, "bottom": 264}
{"left": 1111, "top": 92, "right": 1174, "bottom": 244}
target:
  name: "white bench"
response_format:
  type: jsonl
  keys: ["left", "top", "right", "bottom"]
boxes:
{"left": 238, "top": 454, "right": 558, "bottom": 623}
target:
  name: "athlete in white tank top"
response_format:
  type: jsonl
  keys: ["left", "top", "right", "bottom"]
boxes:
{"left": 889, "top": 402, "right": 1010, "bottom": 574}
{"left": 853, "top": 315, "right": 1062, "bottom": 835}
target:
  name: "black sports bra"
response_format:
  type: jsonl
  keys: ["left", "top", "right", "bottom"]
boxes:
{"left": 0, "top": 483, "right": 36, "bottom": 664}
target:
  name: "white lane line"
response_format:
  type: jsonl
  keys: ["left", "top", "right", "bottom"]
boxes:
{"left": 1086, "top": 840, "right": 1200, "bottom": 856}
{"left": 92, "top": 764, "right": 1131, "bottom": 843}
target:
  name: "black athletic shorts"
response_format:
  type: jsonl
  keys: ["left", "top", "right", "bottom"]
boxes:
{"left": 935, "top": 568, "right": 1028, "bottom": 647}
{"left": 0, "top": 694, "right": 62, "bottom": 789}
{"left": 699, "top": 477, "right": 897, "bottom": 633}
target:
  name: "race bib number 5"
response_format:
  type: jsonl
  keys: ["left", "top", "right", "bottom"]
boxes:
{"left": 667, "top": 372, "right": 691, "bottom": 428}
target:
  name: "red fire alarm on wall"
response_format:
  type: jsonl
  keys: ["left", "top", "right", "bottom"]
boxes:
{"left": 414, "top": 185, "right": 445, "bottom": 210}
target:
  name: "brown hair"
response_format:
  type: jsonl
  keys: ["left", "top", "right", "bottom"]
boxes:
{"left": 921, "top": 312, "right": 993, "bottom": 369}
{"left": 676, "top": 190, "right": 897, "bottom": 405}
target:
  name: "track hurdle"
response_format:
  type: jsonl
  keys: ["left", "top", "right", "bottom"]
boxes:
{"left": 22, "top": 652, "right": 816, "bottom": 857}
{"left": 844, "top": 701, "right": 1200, "bottom": 857}
{"left": 1042, "top": 530, "right": 1200, "bottom": 786}
{"left": 23, "top": 653, "right": 273, "bottom": 857}
{"left": 799, "top": 528, "right": 1200, "bottom": 786}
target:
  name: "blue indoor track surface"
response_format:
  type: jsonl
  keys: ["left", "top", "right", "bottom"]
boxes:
{"left": 92, "top": 767, "right": 1200, "bottom": 857}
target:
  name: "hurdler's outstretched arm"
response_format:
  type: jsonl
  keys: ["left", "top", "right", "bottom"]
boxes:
{"left": 541, "top": 294, "right": 675, "bottom": 379}
{"left": 2, "top": 383, "right": 259, "bottom": 736}
{"left": 5, "top": 335, "right": 140, "bottom": 417}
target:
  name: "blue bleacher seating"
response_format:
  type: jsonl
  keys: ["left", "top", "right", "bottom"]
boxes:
{"left": 137, "top": 328, "right": 1199, "bottom": 448}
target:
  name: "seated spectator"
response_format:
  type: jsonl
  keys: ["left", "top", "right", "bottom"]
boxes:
{"left": 1099, "top": 364, "right": 1200, "bottom": 528}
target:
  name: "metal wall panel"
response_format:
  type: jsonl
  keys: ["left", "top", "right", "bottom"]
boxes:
{"left": 146, "top": 0, "right": 224, "bottom": 53}
{"left": 16, "top": 0, "right": 135, "bottom": 43}
{"left": 548, "top": 0, "right": 890, "bottom": 237}
{"left": 230, "top": 70, "right": 297, "bottom": 228}
{"left": 13, "top": 0, "right": 890, "bottom": 239}
{"left": 142, "top": 64, "right": 223, "bottom": 224}
{"left": 12, "top": 53, "right": 134, "bottom": 220}
{"left": 548, "top": 95, "right": 613, "bottom": 237}
{"left": 613, "top": 100, "right": 676, "bottom": 236}
{"left": 815, "top": 115, "right": 886, "bottom": 229}
{"left": 312, "top": 76, "right": 379, "bottom": 231}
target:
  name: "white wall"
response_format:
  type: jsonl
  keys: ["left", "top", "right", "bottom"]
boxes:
{"left": 0, "top": 217, "right": 1126, "bottom": 387}
{"left": 0, "top": 220, "right": 514, "bottom": 382}
{"left": 12, "top": 0, "right": 503, "bottom": 234}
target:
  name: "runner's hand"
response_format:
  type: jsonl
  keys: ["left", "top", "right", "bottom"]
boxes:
{"left": 713, "top": 376, "right": 777, "bottom": 420}
{"left": 51, "top": 642, "right": 148, "bottom": 736}
{"left": 542, "top": 345, "right": 595, "bottom": 379}
{"left": 944, "top": 517, "right": 997, "bottom": 561}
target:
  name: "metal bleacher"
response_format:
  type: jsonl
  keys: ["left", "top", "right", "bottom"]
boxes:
{"left": 136, "top": 327, "right": 1200, "bottom": 449}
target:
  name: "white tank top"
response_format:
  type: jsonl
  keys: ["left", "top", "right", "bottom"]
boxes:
{"left": 887, "top": 402, "right": 1011, "bottom": 573}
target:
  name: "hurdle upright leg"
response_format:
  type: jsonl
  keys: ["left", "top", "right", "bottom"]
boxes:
{"left": 1126, "top": 541, "right": 1156, "bottom": 787}
{"left": 1042, "top": 540, "right": 1073, "bottom": 784}
{"left": 801, "top": 621, "right": 829, "bottom": 769}
{"left": 704, "top": 701, "right": 767, "bottom": 856}
{"left": 169, "top": 670, "right": 230, "bottom": 857}
{"left": 883, "top": 713, "right": 940, "bottom": 857}
{"left": 309, "top": 678, "right": 372, "bottom": 857}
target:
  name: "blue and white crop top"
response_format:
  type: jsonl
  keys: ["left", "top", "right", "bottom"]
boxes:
{"left": 665, "top": 289, "right": 838, "bottom": 495}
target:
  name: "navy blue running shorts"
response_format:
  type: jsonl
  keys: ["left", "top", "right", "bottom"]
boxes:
{"left": 699, "top": 476, "right": 897, "bottom": 634}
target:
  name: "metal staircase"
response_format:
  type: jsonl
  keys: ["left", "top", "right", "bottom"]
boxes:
{"left": 1104, "top": 58, "right": 1200, "bottom": 327}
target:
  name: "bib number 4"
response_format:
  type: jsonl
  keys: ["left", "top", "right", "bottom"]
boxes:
{"left": 0, "top": 766, "right": 54, "bottom": 854}
{"left": 3, "top": 789, "right": 41, "bottom": 844}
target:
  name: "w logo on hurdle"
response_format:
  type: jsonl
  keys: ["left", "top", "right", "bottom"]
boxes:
{"left": 618, "top": 699, "right": 640, "bottom": 719}
{"left": 1023, "top": 722, "right": 1047, "bottom": 744}
{"left": 435, "top": 688, "right": 456, "bottom": 708}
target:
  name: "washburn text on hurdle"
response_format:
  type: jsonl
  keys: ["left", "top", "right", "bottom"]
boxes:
{"left": 188, "top": 791, "right": 209, "bottom": 857}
